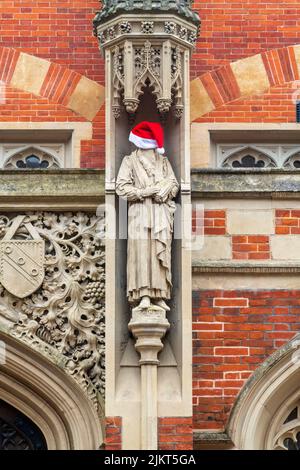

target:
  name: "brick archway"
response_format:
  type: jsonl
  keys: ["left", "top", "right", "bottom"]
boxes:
{"left": 0, "top": 47, "right": 104, "bottom": 121}
{"left": 191, "top": 45, "right": 300, "bottom": 121}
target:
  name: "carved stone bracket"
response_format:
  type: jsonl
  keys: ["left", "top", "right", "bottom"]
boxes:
{"left": 129, "top": 306, "right": 170, "bottom": 450}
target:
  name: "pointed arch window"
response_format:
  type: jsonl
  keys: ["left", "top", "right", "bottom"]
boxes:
{"left": 221, "top": 146, "right": 277, "bottom": 169}
{"left": 4, "top": 147, "right": 61, "bottom": 170}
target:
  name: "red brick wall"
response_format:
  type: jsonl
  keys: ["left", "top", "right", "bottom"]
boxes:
{"left": 192, "top": 209, "right": 226, "bottom": 236}
{"left": 192, "top": 1, "right": 300, "bottom": 78}
{"left": 158, "top": 417, "right": 193, "bottom": 450}
{"left": 0, "top": 85, "right": 85, "bottom": 122}
{"left": 0, "top": 1, "right": 103, "bottom": 83}
{"left": 0, "top": 2, "right": 105, "bottom": 168}
{"left": 193, "top": 289, "right": 300, "bottom": 431}
{"left": 232, "top": 236, "right": 270, "bottom": 260}
{"left": 276, "top": 210, "right": 300, "bottom": 235}
{"left": 105, "top": 417, "right": 122, "bottom": 451}
{"left": 195, "top": 83, "right": 299, "bottom": 124}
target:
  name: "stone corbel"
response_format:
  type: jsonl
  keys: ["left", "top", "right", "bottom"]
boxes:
{"left": 129, "top": 307, "right": 170, "bottom": 450}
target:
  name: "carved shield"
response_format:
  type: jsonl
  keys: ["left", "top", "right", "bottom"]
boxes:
{"left": 0, "top": 216, "right": 45, "bottom": 299}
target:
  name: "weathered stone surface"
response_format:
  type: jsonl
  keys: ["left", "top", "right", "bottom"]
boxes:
{"left": 0, "top": 169, "right": 104, "bottom": 210}
{"left": 271, "top": 235, "right": 300, "bottom": 260}
{"left": 230, "top": 54, "right": 269, "bottom": 97}
{"left": 190, "top": 78, "right": 214, "bottom": 120}
{"left": 192, "top": 169, "right": 300, "bottom": 198}
{"left": 293, "top": 45, "right": 300, "bottom": 78}
{"left": 227, "top": 209, "right": 273, "bottom": 235}
{"left": 193, "top": 236, "right": 231, "bottom": 261}
{"left": 10, "top": 53, "right": 50, "bottom": 96}
{"left": 67, "top": 77, "right": 105, "bottom": 121}
{"left": 94, "top": 1, "right": 200, "bottom": 28}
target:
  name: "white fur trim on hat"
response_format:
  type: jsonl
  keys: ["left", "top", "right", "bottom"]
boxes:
{"left": 157, "top": 147, "right": 165, "bottom": 155}
{"left": 129, "top": 132, "right": 157, "bottom": 149}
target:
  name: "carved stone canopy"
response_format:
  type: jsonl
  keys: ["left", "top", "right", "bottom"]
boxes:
{"left": 94, "top": 1, "right": 200, "bottom": 118}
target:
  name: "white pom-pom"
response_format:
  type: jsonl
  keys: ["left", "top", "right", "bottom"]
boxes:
{"left": 157, "top": 147, "right": 165, "bottom": 155}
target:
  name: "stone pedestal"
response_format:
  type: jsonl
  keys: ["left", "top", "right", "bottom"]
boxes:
{"left": 129, "top": 306, "right": 170, "bottom": 450}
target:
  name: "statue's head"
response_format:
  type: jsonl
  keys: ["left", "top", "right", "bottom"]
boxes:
{"left": 129, "top": 121, "right": 165, "bottom": 155}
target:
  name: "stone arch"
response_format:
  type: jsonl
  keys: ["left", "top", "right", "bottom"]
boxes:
{"left": 0, "top": 47, "right": 105, "bottom": 121}
{"left": 227, "top": 333, "right": 300, "bottom": 450}
{"left": 3, "top": 145, "right": 61, "bottom": 169}
{"left": 0, "top": 330, "right": 103, "bottom": 450}
{"left": 190, "top": 45, "right": 300, "bottom": 121}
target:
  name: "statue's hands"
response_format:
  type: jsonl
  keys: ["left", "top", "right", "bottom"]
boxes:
{"left": 141, "top": 187, "right": 160, "bottom": 198}
{"left": 154, "top": 194, "right": 168, "bottom": 204}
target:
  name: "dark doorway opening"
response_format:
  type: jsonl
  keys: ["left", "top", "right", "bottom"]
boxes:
{"left": 0, "top": 400, "right": 47, "bottom": 450}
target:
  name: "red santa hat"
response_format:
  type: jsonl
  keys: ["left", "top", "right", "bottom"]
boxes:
{"left": 129, "top": 121, "right": 165, "bottom": 155}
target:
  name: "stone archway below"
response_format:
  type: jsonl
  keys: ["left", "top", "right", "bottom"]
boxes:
{"left": 0, "top": 330, "right": 103, "bottom": 450}
{"left": 227, "top": 334, "right": 300, "bottom": 450}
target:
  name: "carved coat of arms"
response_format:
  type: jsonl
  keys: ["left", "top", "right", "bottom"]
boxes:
{"left": 0, "top": 215, "right": 45, "bottom": 298}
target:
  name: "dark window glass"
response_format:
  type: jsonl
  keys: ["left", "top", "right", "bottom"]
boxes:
{"left": 232, "top": 155, "right": 265, "bottom": 168}
{"left": 16, "top": 155, "right": 49, "bottom": 169}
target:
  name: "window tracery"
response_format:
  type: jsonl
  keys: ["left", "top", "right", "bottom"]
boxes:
{"left": 273, "top": 404, "right": 300, "bottom": 450}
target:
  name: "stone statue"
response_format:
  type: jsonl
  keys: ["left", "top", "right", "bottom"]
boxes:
{"left": 116, "top": 121, "right": 179, "bottom": 311}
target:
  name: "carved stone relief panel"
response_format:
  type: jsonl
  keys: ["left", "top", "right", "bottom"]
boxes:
{"left": 0, "top": 212, "right": 105, "bottom": 413}
{"left": 95, "top": 17, "right": 199, "bottom": 48}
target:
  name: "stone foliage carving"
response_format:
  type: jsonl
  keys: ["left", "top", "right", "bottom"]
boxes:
{"left": 141, "top": 21, "right": 154, "bottom": 34}
{"left": 0, "top": 212, "right": 105, "bottom": 412}
{"left": 94, "top": 1, "right": 200, "bottom": 29}
{"left": 119, "top": 21, "right": 132, "bottom": 34}
{"left": 99, "top": 19, "right": 198, "bottom": 47}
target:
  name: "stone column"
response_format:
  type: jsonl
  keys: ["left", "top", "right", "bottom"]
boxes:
{"left": 94, "top": 1, "right": 200, "bottom": 450}
{"left": 129, "top": 307, "right": 170, "bottom": 450}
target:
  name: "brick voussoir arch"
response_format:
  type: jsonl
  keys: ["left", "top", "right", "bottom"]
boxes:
{"left": 191, "top": 44, "right": 300, "bottom": 121}
{"left": 0, "top": 47, "right": 105, "bottom": 122}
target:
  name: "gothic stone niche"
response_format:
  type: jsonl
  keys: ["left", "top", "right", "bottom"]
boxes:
{"left": 0, "top": 213, "right": 105, "bottom": 413}
{"left": 94, "top": 1, "right": 200, "bottom": 119}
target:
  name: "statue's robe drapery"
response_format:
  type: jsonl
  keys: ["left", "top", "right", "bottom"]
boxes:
{"left": 116, "top": 149, "right": 179, "bottom": 303}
